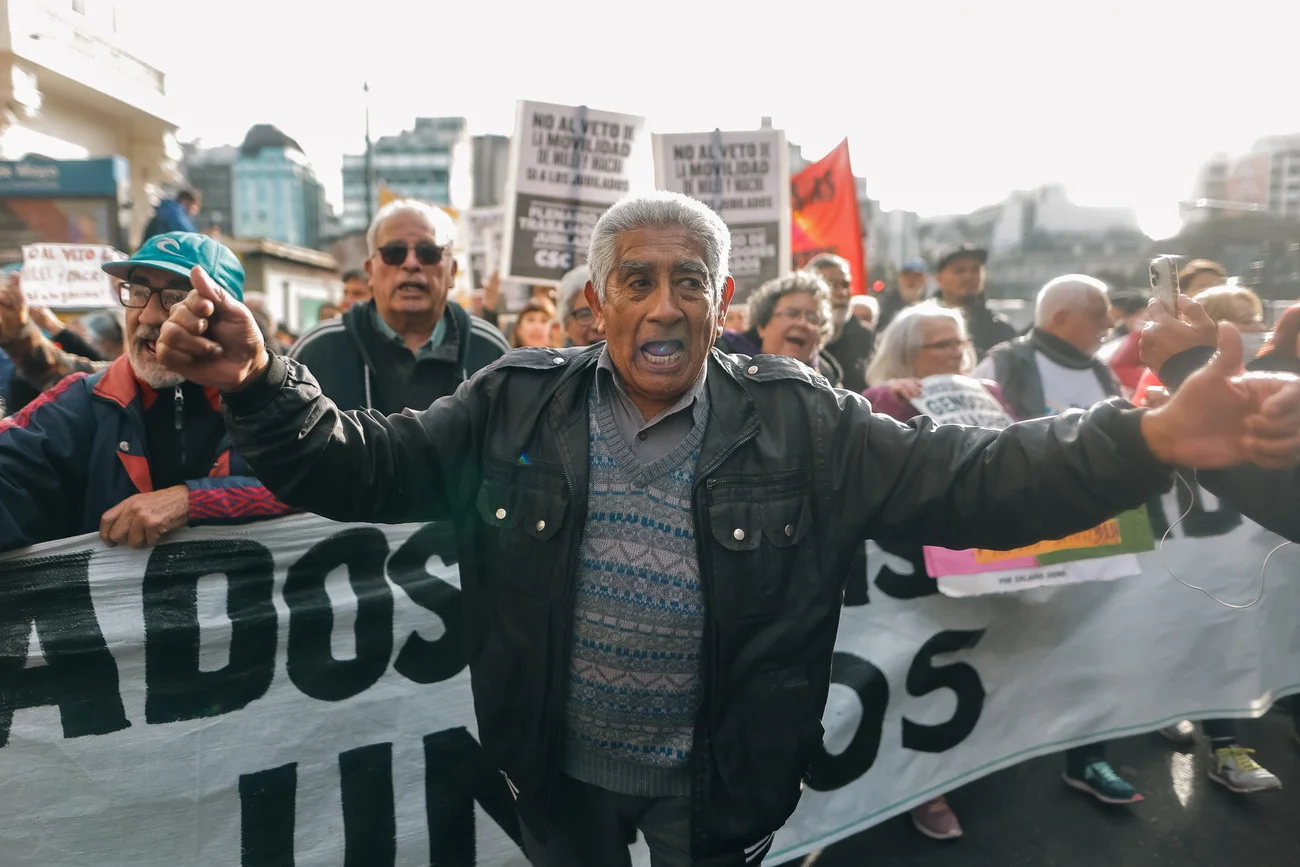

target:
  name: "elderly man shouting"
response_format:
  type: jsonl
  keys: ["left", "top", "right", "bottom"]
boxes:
{"left": 158, "top": 192, "right": 1298, "bottom": 867}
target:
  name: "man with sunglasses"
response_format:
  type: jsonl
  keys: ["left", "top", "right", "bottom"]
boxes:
{"left": 0, "top": 232, "right": 291, "bottom": 553}
{"left": 290, "top": 199, "right": 508, "bottom": 413}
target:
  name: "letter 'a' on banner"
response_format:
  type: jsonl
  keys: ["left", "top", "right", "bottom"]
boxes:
{"left": 499, "top": 100, "right": 650, "bottom": 287}
{"left": 791, "top": 139, "right": 867, "bottom": 295}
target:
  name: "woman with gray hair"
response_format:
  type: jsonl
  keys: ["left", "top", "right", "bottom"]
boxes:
{"left": 715, "top": 272, "right": 845, "bottom": 386}
{"left": 863, "top": 301, "right": 1005, "bottom": 415}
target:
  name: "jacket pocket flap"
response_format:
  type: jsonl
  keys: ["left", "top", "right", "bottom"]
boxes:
{"left": 476, "top": 475, "right": 568, "bottom": 540}
{"left": 709, "top": 501, "right": 762, "bottom": 552}
{"left": 762, "top": 496, "right": 811, "bottom": 548}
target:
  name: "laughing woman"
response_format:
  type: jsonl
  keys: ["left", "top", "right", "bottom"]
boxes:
{"left": 716, "top": 272, "right": 845, "bottom": 386}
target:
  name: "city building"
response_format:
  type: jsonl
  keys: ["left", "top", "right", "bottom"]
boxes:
{"left": 180, "top": 142, "right": 236, "bottom": 235}
{"left": 180, "top": 125, "right": 326, "bottom": 249}
{"left": 340, "top": 116, "right": 471, "bottom": 231}
{"left": 920, "top": 185, "right": 1149, "bottom": 299}
{"left": 232, "top": 124, "right": 324, "bottom": 249}
{"left": 471, "top": 134, "right": 509, "bottom": 208}
{"left": 1186, "top": 134, "right": 1300, "bottom": 224}
{"left": 0, "top": 0, "right": 180, "bottom": 254}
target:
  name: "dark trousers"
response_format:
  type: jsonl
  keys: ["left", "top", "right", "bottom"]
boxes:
{"left": 518, "top": 774, "right": 771, "bottom": 867}
{"left": 1064, "top": 741, "right": 1107, "bottom": 772}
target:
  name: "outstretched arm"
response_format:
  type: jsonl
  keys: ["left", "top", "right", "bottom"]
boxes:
{"left": 157, "top": 267, "right": 477, "bottom": 524}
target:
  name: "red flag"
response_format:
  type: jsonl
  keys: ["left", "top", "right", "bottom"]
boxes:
{"left": 791, "top": 139, "right": 866, "bottom": 294}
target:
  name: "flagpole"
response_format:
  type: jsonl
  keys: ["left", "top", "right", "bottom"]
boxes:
{"left": 364, "top": 82, "right": 374, "bottom": 226}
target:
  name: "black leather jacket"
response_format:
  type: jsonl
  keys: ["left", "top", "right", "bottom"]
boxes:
{"left": 222, "top": 344, "right": 1172, "bottom": 856}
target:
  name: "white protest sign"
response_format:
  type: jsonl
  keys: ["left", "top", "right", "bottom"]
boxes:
{"left": 20, "top": 244, "right": 124, "bottom": 308}
{"left": 464, "top": 207, "right": 505, "bottom": 291}
{"left": 653, "top": 129, "right": 790, "bottom": 299}
{"left": 500, "top": 100, "right": 650, "bottom": 285}
{"left": 909, "top": 374, "right": 1014, "bottom": 428}
{"left": 0, "top": 488, "right": 1293, "bottom": 866}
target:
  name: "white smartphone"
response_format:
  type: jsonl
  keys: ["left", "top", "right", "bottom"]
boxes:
{"left": 1149, "top": 255, "right": 1182, "bottom": 313}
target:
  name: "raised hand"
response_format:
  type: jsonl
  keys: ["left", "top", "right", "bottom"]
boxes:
{"left": 157, "top": 266, "right": 269, "bottom": 392}
{"left": 0, "top": 272, "right": 29, "bottom": 339}
{"left": 1139, "top": 294, "right": 1217, "bottom": 375}
{"left": 1142, "top": 324, "right": 1300, "bottom": 469}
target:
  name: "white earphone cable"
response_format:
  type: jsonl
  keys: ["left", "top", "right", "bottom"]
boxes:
{"left": 1159, "top": 471, "right": 1290, "bottom": 610}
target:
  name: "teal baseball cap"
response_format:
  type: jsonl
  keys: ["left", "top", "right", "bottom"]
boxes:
{"left": 104, "top": 232, "right": 245, "bottom": 301}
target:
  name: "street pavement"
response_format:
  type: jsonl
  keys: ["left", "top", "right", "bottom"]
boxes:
{"left": 803, "top": 709, "right": 1300, "bottom": 866}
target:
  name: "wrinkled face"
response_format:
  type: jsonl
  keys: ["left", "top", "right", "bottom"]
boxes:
{"left": 816, "top": 264, "right": 852, "bottom": 311}
{"left": 341, "top": 277, "right": 371, "bottom": 311}
{"left": 564, "top": 291, "right": 600, "bottom": 346}
{"left": 515, "top": 310, "right": 553, "bottom": 348}
{"left": 758, "top": 291, "right": 823, "bottom": 365}
{"left": 585, "top": 227, "right": 733, "bottom": 419}
{"left": 1054, "top": 290, "right": 1112, "bottom": 356}
{"left": 936, "top": 257, "right": 985, "bottom": 304}
{"left": 365, "top": 211, "right": 457, "bottom": 321}
{"left": 123, "top": 265, "right": 187, "bottom": 389}
{"left": 912, "top": 317, "right": 969, "bottom": 378}
{"left": 898, "top": 269, "right": 927, "bottom": 301}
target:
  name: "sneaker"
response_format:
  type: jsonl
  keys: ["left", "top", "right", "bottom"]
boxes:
{"left": 1062, "top": 761, "right": 1145, "bottom": 804}
{"left": 1158, "top": 720, "right": 1197, "bottom": 744}
{"left": 1208, "top": 746, "right": 1282, "bottom": 793}
{"left": 910, "top": 796, "right": 962, "bottom": 840}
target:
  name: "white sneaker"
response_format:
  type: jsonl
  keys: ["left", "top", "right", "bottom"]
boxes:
{"left": 1208, "top": 746, "right": 1282, "bottom": 793}
{"left": 1158, "top": 720, "right": 1197, "bottom": 743}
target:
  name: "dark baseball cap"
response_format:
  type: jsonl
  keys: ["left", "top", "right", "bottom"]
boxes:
{"left": 103, "top": 231, "right": 245, "bottom": 301}
{"left": 934, "top": 243, "right": 988, "bottom": 272}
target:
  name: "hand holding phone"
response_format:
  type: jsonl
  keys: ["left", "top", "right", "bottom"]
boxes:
{"left": 1149, "top": 255, "right": 1182, "bottom": 313}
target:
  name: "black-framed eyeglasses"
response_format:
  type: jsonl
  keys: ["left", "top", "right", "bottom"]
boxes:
{"left": 118, "top": 282, "right": 190, "bottom": 311}
{"left": 569, "top": 307, "right": 594, "bottom": 323}
{"left": 376, "top": 241, "right": 444, "bottom": 267}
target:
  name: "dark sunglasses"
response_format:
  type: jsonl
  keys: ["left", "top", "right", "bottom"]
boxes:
{"left": 376, "top": 242, "right": 444, "bottom": 267}
{"left": 119, "top": 282, "right": 191, "bottom": 311}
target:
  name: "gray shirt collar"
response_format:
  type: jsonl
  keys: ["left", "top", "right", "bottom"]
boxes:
{"left": 595, "top": 344, "right": 709, "bottom": 434}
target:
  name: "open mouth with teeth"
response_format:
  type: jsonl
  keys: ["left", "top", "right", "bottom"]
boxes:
{"left": 640, "top": 339, "right": 684, "bottom": 368}
{"left": 395, "top": 280, "right": 428, "bottom": 293}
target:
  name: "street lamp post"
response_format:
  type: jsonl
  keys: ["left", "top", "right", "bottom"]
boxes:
{"left": 364, "top": 82, "right": 374, "bottom": 226}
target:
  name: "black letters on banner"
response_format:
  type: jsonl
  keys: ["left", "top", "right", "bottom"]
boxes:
{"left": 901, "top": 629, "right": 987, "bottom": 753}
{"left": 285, "top": 528, "right": 394, "bottom": 702}
{"left": 388, "top": 523, "right": 466, "bottom": 684}
{"left": 872, "top": 543, "right": 940, "bottom": 601}
{"left": 143, "top": 540, "right": 277, "bottom": 724}
{"left": 424, "top": 727, "right": 524, "bottom": 866}
{"left": 240, "top": 762, "right": 297, "bottom": 867}
{"left": 804, "top": 652, "right": 890, "bottom": 791}
{"left": 341, "top": 743, "right": 396, "bottom": 867}
{"left": 0, "top": 550, "right": 129, "bottom": 746}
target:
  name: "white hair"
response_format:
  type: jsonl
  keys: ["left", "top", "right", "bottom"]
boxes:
{"left": 587, "top": 192, "right": 730, "bottom": 303}
{"left": 366, "top": 199, "right": 457, "bottom": 256}
{"left": 865, "top": 301, "right": 974, "bottom": 385}
{"left": 1034, "top": 274, "right": 1109, "bottom": 327}
{"left": 848, "top": 294, "right": 880, "bottom": 322}
{"left": 556, "top": 264, "right": 591, "bottom": 321}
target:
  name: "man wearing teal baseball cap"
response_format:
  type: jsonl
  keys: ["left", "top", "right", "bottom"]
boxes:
{"left": 0, "top": 232, "right": 291, "bottom": 553}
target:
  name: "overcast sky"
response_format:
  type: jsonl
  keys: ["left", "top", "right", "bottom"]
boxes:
{"left": 148, "top": 0, "right": 1300, "bottom": 239}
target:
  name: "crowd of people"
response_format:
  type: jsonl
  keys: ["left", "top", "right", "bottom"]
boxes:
{"left": 1, "top": 190, "right": 1299, "bottom": 865}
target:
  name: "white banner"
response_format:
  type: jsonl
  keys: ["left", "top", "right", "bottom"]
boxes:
{"left": 0, "top": 486, "right": 1294, "bottom": 865}
{"left": 909, "top": 374, "right": 1013, "bottom": 428}
{"left": 652, "top": 129, "right": 790, "bottom": 299}
{"left": 500, "top": 100, "right": 650, "bottom": 285}
{"left": 20, "top": 243, "right": 124, "bottom": 308}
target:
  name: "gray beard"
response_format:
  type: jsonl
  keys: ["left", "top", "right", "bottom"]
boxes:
{"left": 127, "top": 345, "right": 184, "bottom": 389}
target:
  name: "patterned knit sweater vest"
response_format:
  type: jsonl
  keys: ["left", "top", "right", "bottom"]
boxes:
{"left": 561, "top": 387, "right": 707, "bottom": 797}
